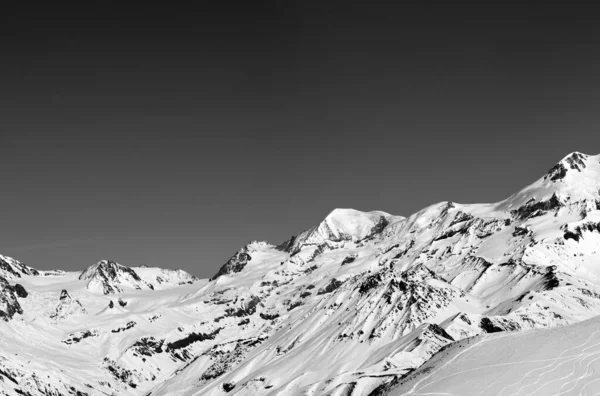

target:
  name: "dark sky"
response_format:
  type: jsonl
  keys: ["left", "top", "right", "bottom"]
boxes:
{"left": 1, "top": 2, "right": 600, "bottom": 277}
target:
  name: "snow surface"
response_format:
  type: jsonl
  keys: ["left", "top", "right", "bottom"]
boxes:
{"left": 393, "top": 314, "right": 600, "bottom": 395}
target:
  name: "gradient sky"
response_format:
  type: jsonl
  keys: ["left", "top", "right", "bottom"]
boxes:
{"left": 2, "top": 3, "right": 600, "bottom": 277}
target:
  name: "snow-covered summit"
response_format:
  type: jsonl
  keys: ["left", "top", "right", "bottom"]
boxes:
{"left": 134, "top": 266, "right": 199, "bottom": 288}
{"left": 79, "top": 260, "right": 153, "bottom": 294}
{"left": 320, "top": 208, "right": 393, "bottom": 241}
{"left": 280, "top": 208, "right": 402, "bottom": 254}
{"left": 498, "top": 152, "right": 600, "bottom": 210}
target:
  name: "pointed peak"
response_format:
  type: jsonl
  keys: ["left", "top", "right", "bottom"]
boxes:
{"left": 79, "top": 260, "right": 151, "bottom": 294}
{"left": 59, "top": 289, "right": 71, "bottom": 301}
{"left": 79, "top": 260, "right": 128, "bottom": 280}
{"left": 544, "top": 152, "right": 599, "bottom": 182}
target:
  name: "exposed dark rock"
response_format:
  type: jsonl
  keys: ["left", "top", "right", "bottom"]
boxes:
{"left": 563, "top": 221, "right": 600, "bottom": 242}
{"left": 109, "top": 300, "right": 114, "bottom": 309}
{"left": 546, "top": 163, "right": 568, "bottom": 181}
{"left": 449, "top": 211, "right": 474, "bottom": 227}
{"left": 426, "top": 323, "right": 455, "bottom": 341}
{"left": 479, "top": 317, "right": 521, "bottom": 333}
{"left": 80, "top": 260, "right": 142, "bottom": 282}
{"left": 259, "top": 312, "right": 279, "bottom": 320}
{"left": 130, "top": 337, "right": 165, "bottom": 357}
{"left": 303, "top": 265, "right": 318, "bottom": 274}
{"left": 512, "top": 226, "right": 530, "bottom": 237}
{"left": 511, "top": 193, "right": 562, "bottom": 220}
{"left": 223, "top": 382, "right": 235, "bottom": 392}
{"left": 210, "top": 247, "right": 252, "bottom": 281}
{"left": 0, "top": 368, "right": 19, "bottom": 384}
{"left": 0, "top": 276, "right": 23, "bottom": 321}
{"left": 359, "top": 273, "right": 383, "bottom": 295}
{"left": 166, "top": 328, "right": 222, "bottom": 351}
{"left": 111, "top": 321, "right": 136, "bottom": 333}
{"left": 317, "top": 278, "right": 343, "bottom": 295}
{"left": 565, "top": 152, "right": 587, "bottom": 171}
{"left": 60, "top": 289, "right": 71, "bottom": 301}
{"left": 104, "top": 358, "right": 136, "bottom": 388}
{"left": 224, "top": 295, "right": 261, "bottom": 318}
{"left": 79, "top": 260, "right": 150, "bottom": 294}
{"left": 457, "top": 313, "right": 471, "bottom": 325}
{"left": 390, "top": 240, "right": 415, "bottom": 262}
{"left": 368, "top": 216, "right": 389, "bottom": 238}
{"left": 199, "top": 337, "right": 267, "bottom": 385}
{"left": 564, "top": 231, "right": 581, "bottom": 242}
{"left": 51, "top": 289, "right": 86, "bottom": 319}
{"left": 0, "top": 261, "right": 21, "bottom": 279}
{"left": 276, "top": 236, "right": 297, "bottom": 253}
{"left": 287, "top": 301, "right": 304, "bottom": 311}
{"left": 341, "top": 255, "right": 357, "bottom": 266}
{"left": 118, "top": 299, "right": 127, "bottom": 307}
{"left": 433, "top": 223, "right": 470, "bottom": 241}
{"left": 480, "top": 317, "right": 503, "bottom": 333}
{"left": 63, "top": 330, "right": 98, "bottom": 345}
{"left": 0, "top": 256, "right": 39, "bottom": 279}
{"left": 545, "top": 153, "right": 587, "bottom": 181}
{"left": 541, "top": 267, "right": 560, "bottom": 290}
{"left": 12, "top": 284, "right": 27, "bottom": 298}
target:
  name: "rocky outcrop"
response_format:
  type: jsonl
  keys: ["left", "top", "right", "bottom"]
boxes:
{"left": 563, "top": 220, "right": 600, "bottom": 241}
{"left": 210, "top": 247, "right": 252, "bottom": 281}
{"left": 62, "top": 330, "right": 98, "bottom": 345}
{"left": 50, "top": 289, "right": 86, "bottom": 319}
{"left": 545, "top": 152, "right": 588, "bottom": 181}
{"left": 0, "top": 277, "right": 23, "bottom": 321}
{"left": 511, "top": 193, "right": 563, "bottom": 220}
{"left": 0, "top": 255, "right": 39, "bottom": 280}
{"left": 80, "top": 260, "right": 153, "bottom": 294}
{"left": 317, "top": 278, "right": 343, "bottom": 295}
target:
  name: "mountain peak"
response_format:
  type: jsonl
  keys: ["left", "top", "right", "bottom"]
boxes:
{"left": 79, "top": 260, "right": 153, "bottom": 294}
{"left": 316, "top": 208, "right": 393, "bottom": 242}
{"left": 545, "top": 151, "right": 594, "bottom": 182}
{"left": 0, "top": 254, "right": 40, "bottom": 279}
{"left": 277, "top": 208, "right": 397, "bottom": 255}
{"left": 499, "top": 151, "right": 600, "bottom": 210}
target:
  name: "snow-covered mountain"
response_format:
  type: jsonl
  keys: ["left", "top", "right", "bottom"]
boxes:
{"left": 2, "top": 151, "right": 600, "bottom": 395}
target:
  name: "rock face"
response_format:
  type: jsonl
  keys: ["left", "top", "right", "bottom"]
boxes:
{"left": 80, "top": 260, "right": 154, "bottom": 294}
{"left": 50, "top": 289, "right": 86, "bottom": 319}
{"left": 210, "top": 246, "right": 253, "bottom": 281}
{"left": 3, "top": 151, "right": 600, "bottom": 395}
{"left": 0, "top": 254, "right": 39, "bottom": 279}
{"left": 0, "top": 277, "right": 23, "bottom": 321}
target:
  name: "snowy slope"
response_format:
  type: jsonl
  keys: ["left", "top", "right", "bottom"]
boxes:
{"left": 387, "top": 314, "right": 600, "bottom": 395}
{"left": 2, "top": 151, "right": 600, "bottom": 395}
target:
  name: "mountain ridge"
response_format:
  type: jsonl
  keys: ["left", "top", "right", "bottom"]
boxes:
{"left": 1, "top": 151, "right": 600, "bottom": 395}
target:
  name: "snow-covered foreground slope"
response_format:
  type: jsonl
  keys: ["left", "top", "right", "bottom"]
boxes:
{"left": 2, "top": 151, "right": 600, "bottom": 395}
{"left": 387, "top": 315, "right": 600, "bottom": 395}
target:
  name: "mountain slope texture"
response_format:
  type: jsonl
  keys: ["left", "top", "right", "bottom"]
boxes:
{"left": 2, "top": 152, "right": 600, "bottom": 395}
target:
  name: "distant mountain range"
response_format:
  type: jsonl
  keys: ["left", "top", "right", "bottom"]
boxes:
{"left": 2, "top": 152, "right": 600, "bottom": 395}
